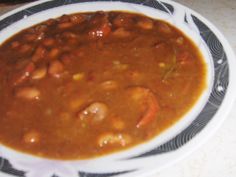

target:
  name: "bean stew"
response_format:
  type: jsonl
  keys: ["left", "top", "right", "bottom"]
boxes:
{"left": 0, "top": 11, "right": 206, "bottom": 159}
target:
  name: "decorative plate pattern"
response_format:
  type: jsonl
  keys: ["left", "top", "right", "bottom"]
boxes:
{"left": 0, "top": 0, "right": 235, "bottom": 177}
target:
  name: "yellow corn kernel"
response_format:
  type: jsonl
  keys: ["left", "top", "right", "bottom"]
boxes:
{"left": 73, "top": 73, "right": 84, "bottom": 81}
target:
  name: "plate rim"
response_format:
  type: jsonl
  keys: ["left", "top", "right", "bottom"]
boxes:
{"left": 0, "top": 0, "right": 235, "bottom": 177}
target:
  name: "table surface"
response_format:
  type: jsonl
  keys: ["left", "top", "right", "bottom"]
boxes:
{"left": 0, "top": 1, "right": 236, "bottom": 177}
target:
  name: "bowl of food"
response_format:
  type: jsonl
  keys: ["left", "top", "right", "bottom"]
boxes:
{"left": 0, "top": 0, "right": 235, "bottom": 177}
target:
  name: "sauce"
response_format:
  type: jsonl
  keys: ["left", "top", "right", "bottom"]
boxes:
{"left": 0, "top": 11, "right": 206, "bottom": 159}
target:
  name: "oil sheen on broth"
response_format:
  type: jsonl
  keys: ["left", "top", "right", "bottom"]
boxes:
{"left": 0, "top": 11, "right": 206, "bottom": 159}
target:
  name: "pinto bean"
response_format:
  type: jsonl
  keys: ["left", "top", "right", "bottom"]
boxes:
{"left": 73, "top": 73, "right": 84, "bottom": 81}
{"left": 158, "top": 23, "right": 172, "bottom": 34}
{"left": 59, "top": 15, "right": 70, "bottom": 23}
{"left": 159, "top": 62, "right": 166, "bottom": 68}
{"left": 155, "top": 42, "right": 167, "bottom": 49}
{"left": 48, "top": 48, "right": 60, "bottom": 59}
{"left": 35, "top": 24, "right": 48, "bottom": 32}
{"left": 48, "top": 60, "right": 64, "bottom": 77}
{"left": 113, "top": 60, "right": 128, "bottom": 70}
{"left": 78, "top": 102, "right": 108, "bottom": 122}
{"left": 60, "top": 54, "right": 74, "bottom": 65}
{"left": 58, "top": 22, "right": 74, "bottom": 29}
{"left": 100, "top": 80, "right": 118, "bottom": 90}
{"left": 88, "top": 23, "right": 111, "bottom": 38}
{"left": 32, "top": 46, "right": 46, "bottom": 62}
{"left": 177, "top": 51, "right": 191, "bottom": 65}
{"left": 23, "top": 130, "right": 40, "bottom": 144}
{"left": 112, "top": 119, "right": 125, "bottom": 130}
{"left": 42, "top": 38, "right": 55, "bottom": 47}
{"left": 69, "top": 14, "right": 85, "bottom": 24}
{"left": 44, "top": 19, "right": 57, "bottom": 26}
{"left": 112, "top": 13, "right": 134, "bottom": 27}
{"left": 137, "top": 18, "right": 153, "bottom": 30}
{"left": 16, "top": 87, "right": 40, "bottom": 100}
{"left": 62, "top": 32, "right": 77, "bottom": 39}
{"left": 11, "top": 41, "right": 20, "bottom": 48}
{"left": 25, "top": 34, "right": 37, "bottom": 41}
{"left": 68, "top": 39, "right": 78, "bottom": 45}
{"left": 37, "top": 32, "right": 45, "bottom": 40}
{"left": 113, "top": 28, "right": 130, "bottom": 38}
{"left": 19, "top": 44, "right": 31, "bottom": 53}
{"left": 69, "top": 98, "right": 84, "bottom": 111}
{"left": 98, "top": 133, "right": 131, "bottom": 147}
{"left": 176, "top": 37, "right": 184, "bottom": 45}
{"left": 24, "top": 62, "right": 35, "bottom": 73}
{"left": 31, "top": 66, "right": 47, "bottom": 80}
{"left": 73, "top": 49, "right": 84, "bottom": 57}
{"left": 127, "top": 71, "right": 142, "bottom": 82}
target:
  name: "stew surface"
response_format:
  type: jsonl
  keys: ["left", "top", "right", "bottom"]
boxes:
{"left": 0, "top": 11, "right": 206, "bottom": 159}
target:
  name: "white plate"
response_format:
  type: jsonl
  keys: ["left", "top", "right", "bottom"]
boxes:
{"left": 0, "top": 0, "right": 235, "bottom": 177}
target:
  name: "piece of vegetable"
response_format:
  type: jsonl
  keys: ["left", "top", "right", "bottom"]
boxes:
{"left": 73, "top": 73, "right": 84, "bottom": 81}
{"left": 162, "top": 47, "right": 177, "bottom": 81}
{"left": 136, "top": 90, "right": 159, "bottom": 128}
{"left": 12, "top": 62, "right": 35, "bottom": 86}
{"left": 128, "top": 87, "right": 159, "bottom": 128}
